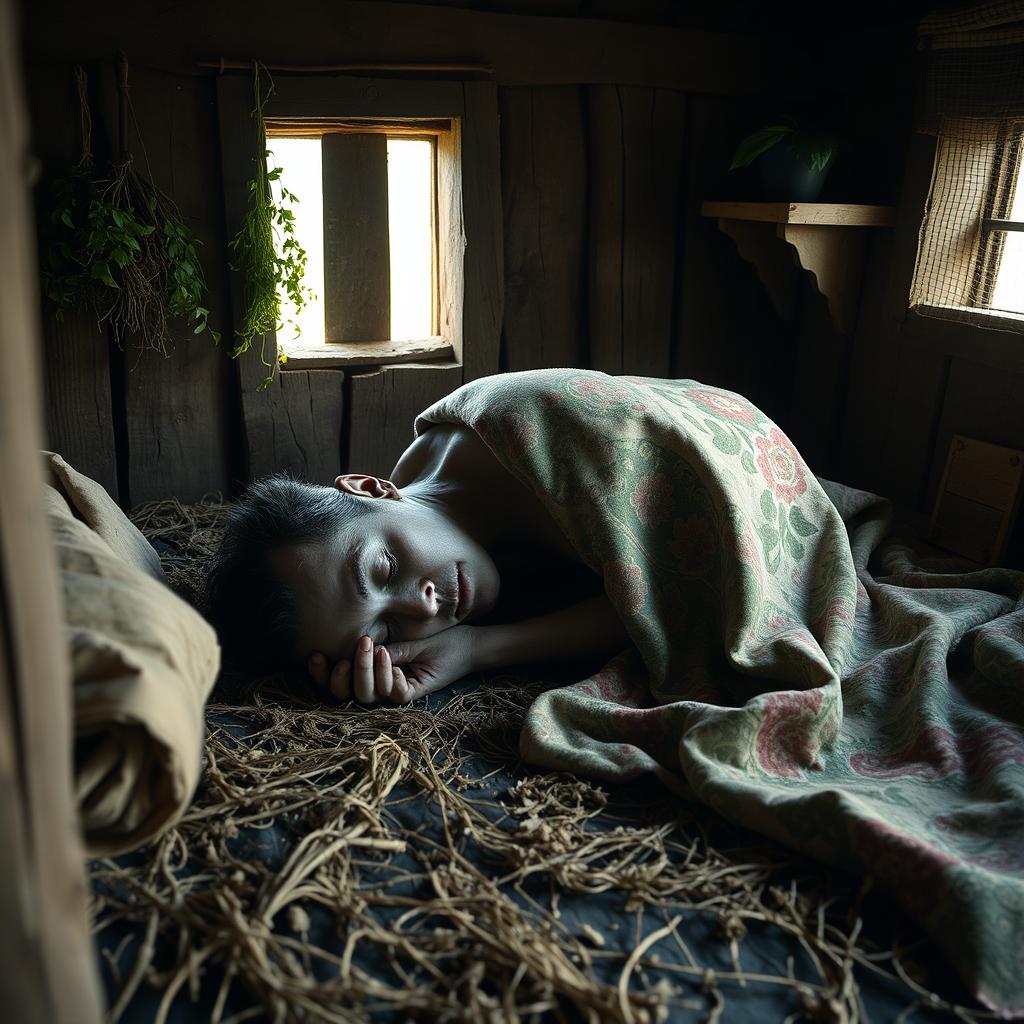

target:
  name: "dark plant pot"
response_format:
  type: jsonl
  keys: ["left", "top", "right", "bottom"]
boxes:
{"left": 756, "top": 145, "right": 831, "bottom": 202}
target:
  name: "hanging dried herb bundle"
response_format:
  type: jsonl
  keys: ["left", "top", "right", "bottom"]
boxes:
{"left": 227, "top": 62, "right": 312, "bottom": 390}
{"left": 39, "top": 60, "right": 219, "bottom": 353}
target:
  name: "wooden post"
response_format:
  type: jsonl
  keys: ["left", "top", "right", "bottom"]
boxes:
{"left": 0, "top": 0, "right": 104, "bottom": 1015}
{"left": 322, "top": 133, "right": 390, "bottom": 343}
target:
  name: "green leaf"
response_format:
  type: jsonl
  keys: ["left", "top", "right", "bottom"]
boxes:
{"left": 789, "top": 505, "right": 818, "bottom": 538}
{"left": 740, "top": 449, "right": 756, "bottom": 474}
{"left": 111, "top": 209, "right": 124, "bottom": 227}
{"left": 60, "top": 210, "right": 74, "bottom": 228}
{"left": 730, "top": 125, "right": 793, "bottom": 170}
{"left": 705, "top": 418, "right": 741, "bottom": 456}
{"left": 757, "top": 522, "right": 780, "bottom": 552}
{"left": 785, "top": 532, "right": 805, "bottom": 560}
{"left": 760, "top": 489, "right": 775, "bottom": 522}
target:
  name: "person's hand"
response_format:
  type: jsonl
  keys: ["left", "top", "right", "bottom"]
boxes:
{"left": 307, "top": 626, "right": 479, "bottom": 705}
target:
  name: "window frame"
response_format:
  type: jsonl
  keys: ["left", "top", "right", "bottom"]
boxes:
{"left": 217, "top": 73, "right": 502, "bottom": 391}
{"left": 911, "top": 116, "right": 1024, "bottom": 331}
{"left": 264, "top": 123, "right": 445, "bottom": 363}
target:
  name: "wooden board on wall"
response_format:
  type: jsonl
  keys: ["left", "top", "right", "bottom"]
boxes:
{"left": 348, "top": 363, "right": 463, "bottom": 477}
{"left": 100, "top": 64, "right": 231, "bottom": 505}
{"left": 250, "top": 368, "right": 346, "bottom": 483}
{"left": 460, "top": 81, "right": 503, "bottom": 383}
{"left": 25, "top": 64, "right": 120, "bottom": 499}
{"left": 499, "top": 86, "right": 587, "bottom": 371}
{"left": 587, "top": 85, "right": 684, "bottom": 378}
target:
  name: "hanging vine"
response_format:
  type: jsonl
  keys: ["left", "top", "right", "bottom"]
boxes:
{"left": 226, "top": 62, "right": 313, "bottom": 390}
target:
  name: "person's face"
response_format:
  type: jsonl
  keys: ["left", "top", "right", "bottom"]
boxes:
{"left": 273, "top": 475, "right": 501, "bottom": 664}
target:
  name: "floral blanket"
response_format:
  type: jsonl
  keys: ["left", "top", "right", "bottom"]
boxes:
{"left": 415, "top": 369, "right": 1024, "bottom": 1016}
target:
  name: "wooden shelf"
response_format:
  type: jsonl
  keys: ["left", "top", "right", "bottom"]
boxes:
{"left": 281, "top": 336, "right": 453, "bottom": 371}
{"left": 701, "top": 201, "right": 897, "bottom": 334}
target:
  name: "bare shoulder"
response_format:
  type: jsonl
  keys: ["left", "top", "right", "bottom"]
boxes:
{"left": 391, "top": 423, "right": 497, "bottom": 488}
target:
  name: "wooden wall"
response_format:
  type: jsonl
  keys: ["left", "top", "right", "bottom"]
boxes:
{"left": 27, "top": 0, "right": 988, "bottom": 543}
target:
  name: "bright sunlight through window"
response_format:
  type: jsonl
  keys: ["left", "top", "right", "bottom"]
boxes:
{"left": 266, "top": 137, "right": 325, "bottom": 349}
{"left": 991, "top": 160, "right": 1024, "bottom": 314}
{"left": 267, "top": 135, "right": 435, "bottom": 348}
{"left": 387, "top": 139, "right": 434, "bottom": 340}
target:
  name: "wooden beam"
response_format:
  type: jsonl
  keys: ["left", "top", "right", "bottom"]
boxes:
{"left": 322, "top": 133, "right": 390, "bottom": 343}
{"left": 0, "top": 0, "right": 104, "bottom": 1012}
{"left": 22, "top": 1, "right": 816, "bottom": 97}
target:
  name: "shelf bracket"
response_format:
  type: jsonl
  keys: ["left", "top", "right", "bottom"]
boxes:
{"left": 715, "top": 219, "right": 868, "bottom": 334}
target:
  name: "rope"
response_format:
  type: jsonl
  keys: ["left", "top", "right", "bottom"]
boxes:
{"left": 74, "top": 64, "right": 92, "bottom": 165}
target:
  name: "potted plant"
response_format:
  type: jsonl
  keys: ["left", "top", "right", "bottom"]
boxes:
{"left": 730, "top": 118, "right": 838, "bottom": 202}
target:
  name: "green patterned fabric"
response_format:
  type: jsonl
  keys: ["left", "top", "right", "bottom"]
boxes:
{"left": 415, "top": 369, "right": 1024, "bottom": 1015}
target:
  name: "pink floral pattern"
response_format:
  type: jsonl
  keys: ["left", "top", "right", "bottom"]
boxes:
{"left": 755, "top": 689, "right": 825, "bottom": 779}
{"left": 755, "top": 427, "right": 808, "bottom": 505}
{"left": 629, "top": 473, "right": 674, "bottom": 527}
{"left": 604, "top": 556, "right": 647, "bottom": 615}
{"left": 687, "top": 389, "right": 756, "bottom": 423}
{"left": 416, "top": 367, "right": 1024, "bottom": 1014}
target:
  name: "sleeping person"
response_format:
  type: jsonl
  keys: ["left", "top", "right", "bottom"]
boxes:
{"left": 209, "top": 368, "right": 1024, "bottom": 1015}
{"left": 208, "top": 412, "right": 629, "bottom": 705}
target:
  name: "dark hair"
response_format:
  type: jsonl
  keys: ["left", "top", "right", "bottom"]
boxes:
{"left": 207, "top": 476, "right": 371, "bottom": 672}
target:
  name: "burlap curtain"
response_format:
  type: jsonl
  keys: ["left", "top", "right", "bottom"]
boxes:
{"left": 909, "top": 1, "right": 1024, "bottom": 319}
{"left": 0, "top": 0, "right": 104, "bottom": 1018}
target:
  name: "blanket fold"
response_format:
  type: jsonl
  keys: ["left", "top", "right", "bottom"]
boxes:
{"left": 416, "top": 369, "right": 1024, "bottom": 1016}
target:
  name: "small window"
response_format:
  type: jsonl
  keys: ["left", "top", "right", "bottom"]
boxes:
{"left": 265, "top": 120, "right": 452, "bottom": 368}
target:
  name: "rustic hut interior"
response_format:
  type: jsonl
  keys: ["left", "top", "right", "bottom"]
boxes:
{"left": 4, "top": 0, "right": 1024, "bottom": 1021}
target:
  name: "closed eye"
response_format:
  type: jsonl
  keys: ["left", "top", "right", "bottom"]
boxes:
{"left": 384, "top": 548, "right": 397, "bottom": 583}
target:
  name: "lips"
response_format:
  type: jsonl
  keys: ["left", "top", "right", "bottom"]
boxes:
{"left": 454, "top": 563, "right": 470, "bottom": 620}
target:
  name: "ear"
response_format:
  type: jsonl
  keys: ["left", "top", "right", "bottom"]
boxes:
{"left": 334, "top": 474, "right": 401, "bottom": 501}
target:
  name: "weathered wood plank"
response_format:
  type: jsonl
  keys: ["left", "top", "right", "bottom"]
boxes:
{"left": 102, "top": 64, "right": 230, "bottom": 504}
{"left": 40, "top": 295, "right": 120, "bottom": 498}
{"left": 460, "top": 81, "right": 503, "bottom": 382}
{"left": 620, "top": 86, "right": 684, "bottom": 378}
{"left": 23, "top": 2, "right": 816, "bottom": 98}
{"left": 247, "top": 368, "right": 345, "bottom": 482}
{"left": 587, "top": 85, "right": 625, "bottom": 374}
{"left": 347, "top": 363, "right": 463, "bottom": 477}
{"left": 499, "top": 86, "right": 587, "bottom": 371}
{"left": 25, "top": 63, "right": 120, "bottom": 498}
{"left": 0, "top": 3, "right": 105, "bottom": 1014}
{"left": 588, "top": 85, "right": 684, "bottom": 378}
{"left": 217, "top": 71, "right": 291, "bottom": 479}
{"left": 322, "top": 133, "right": 390, "bottom": 343}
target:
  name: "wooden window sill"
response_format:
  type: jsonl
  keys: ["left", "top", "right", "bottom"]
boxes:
{"left": 911, "top": 303, "right": 1024, "bottom": 335}
{"left": 280, "top": 336, "right": 454, "bottom": 370}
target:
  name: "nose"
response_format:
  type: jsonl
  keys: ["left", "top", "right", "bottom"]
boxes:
{"left": 391, "top": 578, "right": 439, "bottom": 620}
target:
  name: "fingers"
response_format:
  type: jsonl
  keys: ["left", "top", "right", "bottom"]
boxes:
{"left": 374, "top": 646, "right": 393, "bottom": 701}
{"left": 354, "top": 635, "right": 375, "bottom": 704}
{"left": 307, "top": 653, "right": 328, "bottom": 688}
{"left": 390, "top": 664, "right": 413, "bottom": 704}
{"left": 328, "top": 659, "right": 351, "bottom": 701}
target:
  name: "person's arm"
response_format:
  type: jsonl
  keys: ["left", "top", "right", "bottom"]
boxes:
{"left": 309, "top": 594, "right": 630, "bottom": 705}
{"left": 468, "top": 593, "right": 629, "bottom": 673}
